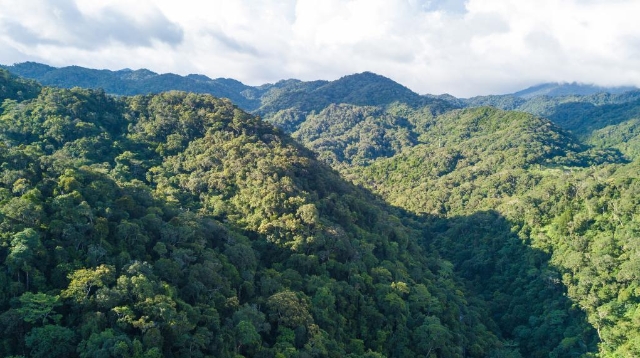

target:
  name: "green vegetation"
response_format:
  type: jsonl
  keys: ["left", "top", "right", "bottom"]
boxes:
{"left": 343, "top": 107, "right": 640, "bottom": 357}
{"left": 1, "top": 62, "right": 261, "bottom": 110}
{"left": 1, "top": 63, "right": 455, "bottom": 134}
{"left": 460, "top": 90, "right": 640, "bottom": 161}
{"left": 0, "top": 69, "right": 516, "bottom": 357}
{"left": 291, "top": 104, "right": 418, "bottom": 166}
{"left": 5, "top": 64, "right": 640, "bottom": 357}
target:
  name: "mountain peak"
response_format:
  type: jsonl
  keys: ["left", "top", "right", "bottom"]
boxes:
{"left": 314, "top": 71, "right": 422, "bottom": 106}
{"left": 7, "top": 61, "right": 56, "bottom": 78}
{"left": 186, "top": 73, "right": 212, "bottom": 81}
{"left": 334, "top": 71, "right": 403, "bottom": 86}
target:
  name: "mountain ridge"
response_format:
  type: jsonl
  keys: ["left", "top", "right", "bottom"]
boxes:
{"left": 4, "top": 62, "right": 638, "bottom": 102}
{"left": 512, "top": 82, "right": 638, "bottom": 99}
{"left": 4, "top": 66, "right": 640, "bottom": 356}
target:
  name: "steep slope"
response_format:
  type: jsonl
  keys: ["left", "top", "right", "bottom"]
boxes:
{"left": 290, "top": 104, "right": 422, "bottom": 166}
{"left": 588, "top": 117, "right": 640, "bottom": 159}
{"left": 535, "top": 99, "right": 640, "bottom": 155}
{"left": 253, "top": 78, "right": 640, "bottom": 357}
{"left": 0, "top": 69, "right": 41, "bottom": 102}
{"left": 457, "top": 90, "right": 640, "bottom": 162}
{"left": 6, "top": 66, "right": 634, "bottom": 357}
{"left": 263, "top": 102, "right": 626, "bottom": 357}
{"left": 249, "top": 83, "right": 634, "bottom": 358}
{"left": 345, "top": 106, "right": 619, "bottom": 215}
{"left": 344, "top": 107, "right": 640, "bottom": 357}
{"left": 513, "top": 95, "right": 640, "bottom": 160}
{"left": 0, "top": 70, "right": 510, "bottom": 357}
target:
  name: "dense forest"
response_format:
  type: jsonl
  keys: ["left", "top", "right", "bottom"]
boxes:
{"left": 258, "top": 74, "right": 640, "bottom": 357}
{"left": 0, "top": 69, "right": 524, "bottom": 357}
{"left": 3, "top": 63, "right": 640, "bottom": 357}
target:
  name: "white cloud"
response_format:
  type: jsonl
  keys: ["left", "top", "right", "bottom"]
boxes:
{"left": 0, "top": 0, "right": 638, "bottom": 97}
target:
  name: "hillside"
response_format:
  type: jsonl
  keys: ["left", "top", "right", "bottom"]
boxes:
{"left": 289, "top": 103, "right": 428, "bottom": 166}
{"left": 344, "top": 106, "right": 621, "bottom": 215}
{"left": 7, "top": 65, "right": 640, "bottom": 357}
{"left": 11, "top": 62, "right": 640, "bottom": 166}
{"left": 458, "top": 89, "right": 640, "bottom": 163}
{"left": 0, "top": 69, "right": 526, "bottom": 357}
{"left": 526, "top": 98, "right": 640, "bottom": 160}
{"left": 344, "top": 106, "right": 640, "bottom": 357}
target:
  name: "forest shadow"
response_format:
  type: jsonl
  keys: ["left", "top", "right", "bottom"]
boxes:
{"left": 400, "top": 208, "right": 599, "bottom": 357}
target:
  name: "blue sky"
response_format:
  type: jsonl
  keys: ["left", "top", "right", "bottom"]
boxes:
{"left": 0, "top": 0, "right": 638, "bottom": 97}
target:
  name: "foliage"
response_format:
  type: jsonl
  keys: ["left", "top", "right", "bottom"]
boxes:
{"left": 458, "top": 88, "right": 640, "bottom": 162}
{"left": 343, "top": 105, "right": 640, "bottom": 356}
{"left": 6, "top": 63, "right": 640, "bottom": 357}
{"left": 0, "top": 73, "right": 504, "bottom": 357}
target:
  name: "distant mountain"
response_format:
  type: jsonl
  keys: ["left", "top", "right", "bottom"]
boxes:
{"left": 1, "top": 61, "right": 261, "bottom": 109}
{"left": 457, "top": 86, "right": 640, "bottom": 160}
{"left": 0, "top": 63, "right": 455, "bottom": 128}
{"left": 512, "top": 82, "right": 637, "bottom": 99}
{"left": 7, "top": 61, "right": 640, "bottom": 165}
{"left": 257, "top": 72, "right": 456, "bottom": 134}
{"left": 308, "top": 71, "right": 423, "bottom": 106}
{"left": 456, "top": 82, "right": 640, "bottom": 113}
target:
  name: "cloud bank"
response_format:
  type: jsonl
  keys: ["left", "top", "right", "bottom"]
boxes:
{"left": 0, "top": 0, "right": 638, "bottom": 97}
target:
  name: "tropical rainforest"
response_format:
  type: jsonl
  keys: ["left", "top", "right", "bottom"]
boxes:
{"left": 1, "top": 63, "right": 640, "bottom": 357}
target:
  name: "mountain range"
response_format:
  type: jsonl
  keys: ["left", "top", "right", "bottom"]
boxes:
{"left": 2, "top": 63, "right": 640, "bottom": 357}
{"left": 4, "top": 62, "right": 639, "bottom": 143}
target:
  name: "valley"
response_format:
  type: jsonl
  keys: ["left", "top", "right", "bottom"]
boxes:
{"left": 1, "top": 63, "right": 640, "bottom": 357}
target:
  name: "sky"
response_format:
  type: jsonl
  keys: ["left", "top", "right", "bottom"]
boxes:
{"left": 0, "top": 0, "right": 639, "bottom": 97}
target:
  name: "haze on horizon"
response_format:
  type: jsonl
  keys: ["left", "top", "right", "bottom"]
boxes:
{"left": 0, "top": 0, "right": 638, "bottom": 97}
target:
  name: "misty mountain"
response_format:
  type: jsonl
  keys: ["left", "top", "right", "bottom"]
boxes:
{"left": 512, "top": 82, "right": 637, "bottom": 99}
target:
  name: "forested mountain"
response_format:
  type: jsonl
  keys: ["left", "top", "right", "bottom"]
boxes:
{"left": 255, "top": 72, "right": 454, "bottom": 133}
{"left": 9, "top": 62, "right": 640, "bottom": 165}
{"left": 4, "top": 63, "right": 640, "bottom": 357}
{"left": 340, "top": 108, "right": 640, "bottom": 357}
{"left": 462, "top": 90, "right": 640, "bottom": 121}
{"left": 0, "top": 68, "right": 529, "bottom": 357}
{"left": 0, "top": 64, "right": 454, "bottom": 134}
{"left": 458, "top": 91, "right": 640, "bottom": 162}
{"left": 0, "top": 62, "right": 262, "bottom": 110}
{"left": 228, "top": 69, "right": 640, "bottom": 357}
{"left": 459, "top": 82, "right": 639, "bottom": 109}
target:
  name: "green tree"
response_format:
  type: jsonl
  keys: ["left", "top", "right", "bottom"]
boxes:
{"left": 5, "top": 228, "right": 43, "bottom": 290}
{"left": 16, "top": 292, "right": 61, "bottom": 325}
{"left": 25, "top": 325, "right": 76, "bottom": 358}
{"left": 61, "top": 265, "right": 115, "bottom": 305}
{"left": 267, "top": 291, "right": 313, "bottom": 329}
